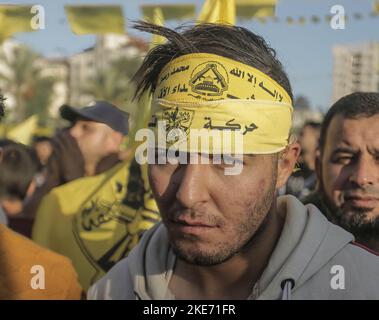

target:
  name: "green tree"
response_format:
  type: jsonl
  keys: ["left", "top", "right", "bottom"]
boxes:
{"left": 83, "top": 56, "right": 141, "bottom": 112}
{"left": 24, "top": 76, "right": 56, "bottom": 125}
{"left": 0, "top": 44, "right": 56, "bottom": 122}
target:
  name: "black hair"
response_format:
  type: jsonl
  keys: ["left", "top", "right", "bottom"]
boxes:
{"left": 0, "top": 140, "right": 39, "bottom": 200}
{"left": 132, "top": 21, "right": 292, "bottom": 101}
{"left": 319, "top": 92, "right": 379, "bottom": 154}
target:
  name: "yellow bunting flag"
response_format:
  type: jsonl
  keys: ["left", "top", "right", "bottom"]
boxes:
{"left": 144, "top": 6, "right": 166, "bottom": 46}
{"left": 286, "top": 16, "right": 294, "bottom": 24}
{"left": 33, "top": 126, "right": 54, "bottom": 137}
{"left": 236, "top": 0, "right": 277, "bottom": 20}
{"left": 311, "top": 15, "right": 320, "bottom": 23}
{"left": 298, "top": 16, "right": 306, "bottom": 25}
{"left": 198, "top": 0, "right": 236, "bottom": 25}
{"left": 257, "top": 17, "right": 267, "bottom": 24}
{"left": 126, "top": 92, "right": 153, "bottom": 152}
{"left": 374, "top": 0, "right": 379, "bottom": 14}
{"left": 141, "top": 4, "right": 196, "bottom": 46}
{"left": 7, "top": 115, "right": 38, "bottom": 145}
{"left": 0, "top": 5, "right": 36, "bottom": 43}
{"left": 65, "top": 5, "right": 125, "bottom": 35}
{"left": 141, "top": 4, "right": 195, "bottom": 21}
{"left": 32, "top": 160, "right": 160, "bottom": 291}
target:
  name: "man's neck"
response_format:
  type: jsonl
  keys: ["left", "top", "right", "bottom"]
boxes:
{"left": 169, "top": 201, "right": 285, "bottom": 300}
{"left": 84, "top": 163, "right": 97, "bottom": 177}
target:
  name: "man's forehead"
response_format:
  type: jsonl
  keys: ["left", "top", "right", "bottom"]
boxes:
{"left": 75, "top": 118, "right": 108, "bottom": 128}
{"left": 326, "top": 113, "right": 379, "bottom": 150}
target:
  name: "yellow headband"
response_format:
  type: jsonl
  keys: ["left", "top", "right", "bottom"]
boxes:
{"left": 150, "top": 53, "right": 293, "bottom": 154}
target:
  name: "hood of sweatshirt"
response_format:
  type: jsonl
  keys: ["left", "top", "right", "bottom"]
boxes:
{"left": 90, "top": 195, "right": 355, "bottom": 300}
{"left": 0, "top": 206, "right": 8, "bottom": 226}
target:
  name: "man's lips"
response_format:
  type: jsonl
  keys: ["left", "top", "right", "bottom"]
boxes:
{"left": 343, "top": 194, "right": 379, "bottom": 207}
{"left": 169, "top": 215, "right": 218, "bottom": 235}
{"left": 174, "top": 216, "right": 215, "bottom": 227}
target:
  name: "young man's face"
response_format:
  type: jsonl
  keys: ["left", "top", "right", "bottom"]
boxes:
{"left": 319, "top": 114, "right": 379, "bottom": 237}
{"left": 148, "top": 153, "right": 280, "bottom": 266}
{"left": 69, "top": 120, "right": 120, "bottom": 166}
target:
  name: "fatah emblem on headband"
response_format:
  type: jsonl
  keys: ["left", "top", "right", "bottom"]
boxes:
{"left": 189, "top": 61, "right": 228, "bottom": 96}
{"left": 162, "top": 107, "right": 194, "bottom": 143}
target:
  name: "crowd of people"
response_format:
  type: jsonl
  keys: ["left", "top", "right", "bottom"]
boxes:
{"left": 1, "top": 21, "right": 379, "bottom": 300}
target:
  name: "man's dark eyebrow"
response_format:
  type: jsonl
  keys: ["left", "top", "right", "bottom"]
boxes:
{"left": 368, "top": 148, "right": 379, "bottom": 156}
{"left": 331, "top": 147, "right": 357, "bottom": 154}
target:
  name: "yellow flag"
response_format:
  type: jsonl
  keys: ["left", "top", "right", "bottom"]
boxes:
{"left": 141, "top": 4, "right": 195, "bottom": 21}
{"left": 325, "top": 15, "right": 333, "bottom": 23}
{"left": 141, "top": 4, "right": 196, "bottom": 47}
{"left": 286, "top": 16, "right": 294, "bottom": 24}
{"left": 298, "top": 16, "right": 306, "bottom": 25}
{"left": 198, "top": 0, "right": 220, "bottom": 23}
{"left": 311, "top": 15, "right": 320, "bottom": 23}
{"left": 144, "top": 7, "right": 166, "bottom": 46}
{"left": 33, "top": 126, "right": 53, "bottom": 137}
{"left": 257, "top": 17, "right": 267, "bottom": 24}
{"left": 221, "top": 0, "right": 236, "bottom": 24}
{"left": 7, "top": 115, "right": 38, "bottom": 145}
{"left": 0, "top": 5, "right": 35, "bottom": 43}
{"left": 32, "top": 160, "right": 160, "bottom": 291}
{"left": 153, "top": 7, "right": 166, "bottom": 45}
{"left": 373, "top": 0, "right": 379, "bottom": 14}
{"left": 236, "top": 0, "right": 277, "bottom": 20}
{"left": 126, "top": 92, "right": 153, "bottom": 152}
{"left": 65, "top": 5, "right": 125, "bottom": 35}
{"left": 198, "top": 0, "right": 236, "bottom": 24}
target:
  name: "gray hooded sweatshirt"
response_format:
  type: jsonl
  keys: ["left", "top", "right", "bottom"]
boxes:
{"left": 88, "top": 195, "right": 379, "bottom": 300}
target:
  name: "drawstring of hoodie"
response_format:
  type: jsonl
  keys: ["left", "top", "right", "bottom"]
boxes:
{"left": 281, "top": 279, "right": 295, "bottom": 300}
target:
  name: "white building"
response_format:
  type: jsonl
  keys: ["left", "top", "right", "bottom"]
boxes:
{"left": 333, "top": 42, "right": 379, "bottom": 103}
{"left": 67, "top": 47, "right": 96, "bottom": 106}
{"left": 1, "top": 34, "right": 148, "bottom": 120}
{"left": 0, "top": 39, "right": 70, "bottom": 120}
{"left": 68, "top": 34, "right": 148, "bottom": 106}
{"left": 292, "top": 109, "right": 324, "bottom": 132}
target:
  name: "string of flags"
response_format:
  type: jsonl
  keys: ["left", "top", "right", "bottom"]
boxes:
{"left": 252, "top": 11, "right": 379, "bottom": 25}
{"left": 64, "top": 5, "right": 125, "bottom": 35}
{"left": 0, "top": 0, "right": 378, "bottom": 43}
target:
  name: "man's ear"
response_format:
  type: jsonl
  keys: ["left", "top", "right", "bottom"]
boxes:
{"left": 276, "top": 142, "right": 301, "bottom": 189}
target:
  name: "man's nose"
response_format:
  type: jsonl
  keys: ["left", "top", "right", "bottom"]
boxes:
{"left": 349, "top": 156, "right": 377, "bottom": 186}
{"left": 175, "top": 163, "right": 210, "bottom": 209}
